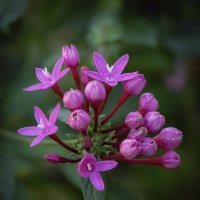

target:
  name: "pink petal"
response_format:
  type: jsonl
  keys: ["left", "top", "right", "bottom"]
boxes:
{"left": 58, "top": 68, "right": 70, "bottom": 80}
{"left": 89, "top": 172, "right": 104, "bottom": 191}
{"left": 23, "top": 83, "right": 51, "bottom": 91}
{"left": 46, "top": 126, "right": 58, "bottom": 135}
{"left": 34, "top": 106, "right": 49, "bottom": 125}
{"left": 105, "top": 79, "right": 118, "bottom": 87}
{"left": 35, "top": 68, "right": 49, "bottom": 82}
{"left": 49, "top": 103, "right": 60, "bottom": 125}
{"left": 17, "top": 126, "right": 42, "bottom": 136}
{"left": 93, "top": 52, "right": 109, "bottom": 75}
{"left": 95, "top": 161, "right": 118, "bottom": 172}
{"left": 71, "top": 44, "right": 80, "bottom": 64}
{"left": 52, "top": 57, "right": 64, "bottom": 79}
{"left": 117, "top": 72, "right": 139, "bottom": 81}
{"left": 83, "top": 70, "right": 105, "bottom": 82}
{"left": 30, "top": 135, "right": 46, "bottom": 147}
{"left": 111, "top": 54, "right": 129, "bottom": 76}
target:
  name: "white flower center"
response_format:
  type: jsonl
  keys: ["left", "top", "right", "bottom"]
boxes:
{"left": 43, "top": 67, "right": 52, "bottom": 79}
{"left": 87, "top": 163, "right": 93, "bottom": 171}
{"left": 37, "top": 118, "right": 45, "bottom": 129}
{"left": 106, "top": 64, "right": 113, "bottom": 73}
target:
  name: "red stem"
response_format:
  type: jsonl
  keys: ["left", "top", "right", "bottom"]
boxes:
{"left": 59, "top": 157, "right": 81, "bottom": 163}
{"left": 98, "top": 84, "right": 112, "bottom": 115}
{"left": 93, "top": 103, "right": 99, "bottom": 132}
{"left": 102, "top": 122, "right": 126, "bottom": 134}
{"left": 49, "top": 134, "right": 78, "bottom": 154}
{"left": 71, "top": 68, "right": 82, "bottom": 91}
{"left": 103, "top": 141, "right": 121, "bottom": 147}
{"left": 102, "top": 154, "right": 162, "bottom": 166}
{"left": 101, "top": 91, "right": 130, "bottom": 125}
{"left": 112, "top": 128, "right": 129, "bottom": 139}
{"left": 51, "top": 83, "right": 63, "bottom": 98}
{"left": 117, "top": 157, "right": 162, "bottom": 166}
{"left": 85, "top": 98, "right": 90, "bottom": 113}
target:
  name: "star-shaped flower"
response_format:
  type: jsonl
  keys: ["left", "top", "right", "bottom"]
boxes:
{"left": 23, "top": 57, "right": 69, "bottom": 91}
{"left": 17, "top": 103, "right": 60, "bottom": 147}
{"left": 78, "top": 152, "right": 118, "bottom": 191}
{"left": 84, "top": 52, "right": 138, "bottom": 87}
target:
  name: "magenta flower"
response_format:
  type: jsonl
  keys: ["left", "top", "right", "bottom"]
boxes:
{"left": 78, "top": 153, "right": 118, "bottom": 191}
{"left": 23, "top": 57, "right": 69, "bottom": 91}
{"left": 84, "top": 52, "right": 137, "bottom": 87}
{"left": 17, "top": 103, "right": 60, "bottom": 147}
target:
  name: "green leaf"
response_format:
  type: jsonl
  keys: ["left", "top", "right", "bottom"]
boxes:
{"left": 81, "top": 177, "right": 105, "bottom": 200}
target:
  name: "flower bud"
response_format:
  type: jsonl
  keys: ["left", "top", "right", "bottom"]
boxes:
{"left": 85, "top": 80, "right": 106, "bottom": 103}
{"left": 80, "top": 66, "right": 92, "bottom": 85}
{"left": 160, "top": 150, "right": 181, "bottom": 170}
{"left": 63, "top": 89, "right": 84, "bottom": 110}
{"left": 127, "top": 127, "right": 148, "bottom": 142}
{"left": 154, "top": 127, "right": 183, "bottom": 150}
{"left": 120, "top": 139, "right": 142, "bottom": 159}
{"left": 144, "top": 111, "right": 165, "bottom": 133}
{"left": 44, "top": 153, "right": 62, "bottom": 164}
{"left": 125, "top": 111, "right": 144, "bottom": 129}
{"left": 62, "top": 44, "right": 80, "bottom": 68}
{"left": 141, "top": 137, "right": 157, "bottom": 157}
{"left": 122, "top": 74, "right": 146, "bottom": 96}
{"left": 139, "top": 93, "right": 159, "bottom": 115}
{"left": 68, "top": 109, "right": 90, "bottom": 132}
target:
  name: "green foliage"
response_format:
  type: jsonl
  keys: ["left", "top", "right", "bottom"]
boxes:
{"left": 81, "top": 177, "right": 105, "bottom": 200}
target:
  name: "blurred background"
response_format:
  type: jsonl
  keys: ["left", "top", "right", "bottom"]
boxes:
{"left": 0, "top": 0, "right": 200, "bottom": 199}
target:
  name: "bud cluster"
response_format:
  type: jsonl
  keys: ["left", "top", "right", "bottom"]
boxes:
{"left": 18, "top": 44, "right": 183, "bottom": 192}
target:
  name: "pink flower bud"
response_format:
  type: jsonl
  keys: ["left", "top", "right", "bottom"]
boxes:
{"left": 154, "top": 127, "right": 183, "bottom": 150}
{"left": 139, "top": 93, "right": 159, "bottom": 115}
{"left": 160, "top": 150, "right": 181, "bottom": 170}
{"left": 63, "top": 89, "right": 84, "bottom": 110}
{"left": 141, "top": 137, "right": 157, "bottom": 157}
{"left": 120, "top": 139, "right": 142, "bottom": 159}
{"left": 122, "top": 74, "right": 146, "bottom": 96}
{"left": 80, "top": 66, "right": 92, "bottom": 85}
{"left": 127, "top": 127, "right": 148, "bottom": 142}
{"left": 125, "top": 111, "right": 144, "bottom": 129}
{"left": 84, "top": 80, "right": 106, "bottom": 103}
{"left": 62, "top": 44, "right": 80, "bottom": 68}
{"left": 44, "top": 153, "right": 62, "bottom": 163}
{"left": 68, "top": 109, "right": 90, "bottom": 132}
{"left": 144, "top": 111, "right": 165, "bottom": 133}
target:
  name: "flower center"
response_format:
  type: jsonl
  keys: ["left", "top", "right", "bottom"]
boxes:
{"left": 86, "top": 163, "right": 94, "bottom": 172}
{"left": 43, "top": 68, "right": 52, "bottom": 80}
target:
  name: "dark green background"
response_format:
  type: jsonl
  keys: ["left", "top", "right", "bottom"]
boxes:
{"left": 0, "top": 0, "right": 199, "bottom": 199}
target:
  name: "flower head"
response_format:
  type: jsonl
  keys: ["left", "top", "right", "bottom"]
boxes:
{"left": 23, "top": 57, "right": 69, "bottom": 91}
{"left": 62, "top": 44, "right": 80, "bottom": 68}
{"left": 78, "top": 153, "right": 118, "bottom": 190}
{"left": 139, "top": 93, "right": 159, "bottom": 115}
{"left": 83, "top": 52, "right": 137, "bottom": 87}
{"left": 154, "top": 127, "right": 183, "bottom": 150}
{"left": 84, "top": 80, "right": 106, "bottom": 103}
{"left": 68, "top": 109, "right": 91, "bottom": 132}
{"left": 120, "top": 139, "right": 142, "bottom": 159}
{"left": 17, "top": 103, "right": 60, "bottom": 147}
{"left": 63, "top": 89, "right": 84, "bottom": 110}
{"left": 125, "top": 111, "right": 144, "bottom": 129}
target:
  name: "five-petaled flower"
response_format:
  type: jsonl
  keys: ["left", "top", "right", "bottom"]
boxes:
{"left": 84, "top": 52, "right": 137, "bottom": 87}
{"left": 23, "top": 57, "right": 69, "bottom": 91}
{"left": 17, "top": 103, "right": 60, "bottom": 147}
{"left": 78, "top": 153, "right": 118, "bottom": 190}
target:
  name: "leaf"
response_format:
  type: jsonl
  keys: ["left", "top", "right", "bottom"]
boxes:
{"left": 81, "top": 177, "right": 105, "bottom": 200}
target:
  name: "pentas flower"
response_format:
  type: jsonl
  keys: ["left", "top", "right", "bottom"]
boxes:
{"left": 17, "top": 103, "right": 60, "bottom": 147}
{"left": 23, "top": 57, "right": 69, "bottom": 91}
{"left": 78, "top": 153, "right": 118, "bottom": 191}
{"left": 18, "top": 44, "right": 183, "bottom": 196}
{"left": 84, "top": 52, "right": 137, "bottom": 87}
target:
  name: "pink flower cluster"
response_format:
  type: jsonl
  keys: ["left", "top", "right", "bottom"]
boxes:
{"left": 18, "top": 44, "right": 182, "bottom": 191}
